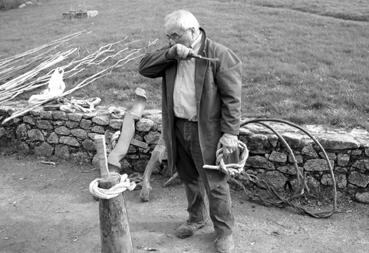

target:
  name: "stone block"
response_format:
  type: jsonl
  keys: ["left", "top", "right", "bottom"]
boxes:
{"left": 348, "top": 171, "right": 369, "bottom": 188}
{"left": 351, "top": 149, "right": 362, "bottom": 156}
{"left": 288, "top": 153, "right": 303, "bottom": 164}
{"left": 336, "top": 174, "right": 347, "bottom": 189}
{"left": 247, "top": 134, "right": 269, "bottom": 154}
{"left": 52, "top": 121, "right": 65, "bottom": 126}
{"left": 16, "top": 124, "right": 28, "bottom": 139}
{"left": 52, "top": 111, "right": 68, "bottom": 120}
{"left": 143, "top": 111, "right": 162, "bottom": 125}
{"left": 30, "top": 110, "right": 41, "bottom": 117}
{"left": 144, "top": 131, "right": 161, "bottom": 145}
{"left": 47, "top": 132, "right": 59, "bottom": 144}
{"left": 109, "top": 119, "right": 123, "bottom": 130}
{"left": 34, "top": 142, "right": 53, "bottom": 157}
{"left": 71, "top": 129, "right": 88, "bottom": 139}
{"left": 355, "top": 192, "right": 369, "bottom": 204}
{"left": 337, "top": 154, "right": 350, "bottom": 167}
{"left": 246, "top": 155, "right": 275, "bottom": 170}
{"left": 92, "top": 115, "right": 109, "bottom": 126}
{"left": 302, "top": 144, "right": 318, "bottom": 158}
{"left": 351, "top": 159, "right": 369, "bottom": 172}
{"left": 127, "top": 145, "right": 137, "bottom": 154}
{"left": 267, "top": 135, "right": 278, "bottom": 148}
{"left": 281, "top": 132, "right": 308, "bottom": 150}
{"left": 66, "top": 121, "right": 79, "bottom": 128}
{"left": 319, "top": 152, "right": 336, "bottom": 160}
{"left": 277, "top": 165, "right": 302, "bottom": 175}
{"left": 39, "top": 111, "right": 53, "bottom": 119}
{"left": 136, "top": 118, "right": 154, "bottom": 132}
{"left": 55, "top": 126, "right": 70, "bottom": 135}
{"left": 316, "top": 134, "right": 360, "bottom": 150}
{"left": 36, "top": 120, "right": 53, "bottom": 130}
{"left": 306, "top": 175, "right": 320, "bottom": 190}
{"left": 268, "top": 151, "right": 287, "bottom": 163}
{"left": 134, "top": 134, "right": 144, "bottom": 141}
{"left": 23, "top": 115, "right": 35, "bottom": 125}
{"left": 88, "top": 133, "right": 98, "bottom": 140}
{"left": 91, "top": 126, "right": 105, "bottom": 134}
{"left": 68, "top": 113, "right": 83, "bottom": 122}
{"left": 335, "top": 167, "right": 348, "bottom": 173}
{"left": 80, "top": 119, "right": 92, "bottom": 129}
{"left": 28, "top": 129, "right": 44, "bottom": 142}
{"left": 304, "top": 159, "right": 334, "bottom": 172}
{"left": 59, "top": 136, "right": 80, "bottom": 147}
{"left": 321, "top": 174, "right": 333, "bottom": 186}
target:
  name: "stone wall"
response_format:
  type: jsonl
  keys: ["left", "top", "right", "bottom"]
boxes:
{"left": 1, "top": 103, "right": 369, "bottom": 202}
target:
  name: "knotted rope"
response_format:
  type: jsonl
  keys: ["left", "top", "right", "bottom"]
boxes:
{"left": 89, "top": 174, "right": 136, "bottom": 199}
{"left": 203, "top": 141, "right": 249, "bottom": 176}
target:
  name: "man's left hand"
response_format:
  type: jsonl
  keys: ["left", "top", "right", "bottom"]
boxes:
{"left": 218, "top": 133, "right": 238, "bottom": 156}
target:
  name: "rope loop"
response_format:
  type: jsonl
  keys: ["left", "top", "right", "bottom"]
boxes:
{"left": 89, "top": 173, "right": 136, "bottom": 200}
{"left": 203, "top": 140, "right": 249, "bottom": 176}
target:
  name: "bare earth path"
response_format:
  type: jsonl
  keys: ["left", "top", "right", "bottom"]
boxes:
{"left": 0, "top": 154, "right": 368, "bottom": 253}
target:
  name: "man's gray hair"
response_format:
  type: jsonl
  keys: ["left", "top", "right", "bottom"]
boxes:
{"left": 164, "top": 10, "right": 200, "bottom": 33}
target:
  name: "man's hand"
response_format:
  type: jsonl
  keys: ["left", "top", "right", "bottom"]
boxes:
{"left": 167, "top": 44, "right": 193, "bottom": 60}
{"left": 218, "top": 133, "right": 238, "bottom": 156}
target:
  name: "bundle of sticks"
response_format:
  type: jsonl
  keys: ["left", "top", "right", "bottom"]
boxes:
{"left": 0, "top": 31, "right": 157, "bottom": 124}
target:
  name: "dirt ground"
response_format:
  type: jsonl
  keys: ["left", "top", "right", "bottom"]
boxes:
{"left": 1, "top": 154, "right": 369, "bottom": 253}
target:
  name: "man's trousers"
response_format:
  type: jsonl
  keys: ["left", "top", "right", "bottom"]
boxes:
{"left": 174, "top": 117, "right": 234, "bottom": 236}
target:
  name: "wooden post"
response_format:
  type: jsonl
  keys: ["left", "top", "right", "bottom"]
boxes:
{"left": 94, "top": 135, "right": 134, "bottom": 253}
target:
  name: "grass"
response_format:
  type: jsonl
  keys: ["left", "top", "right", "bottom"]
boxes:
{"left": 0, "top": 0, "right": 368, "bottom": 130}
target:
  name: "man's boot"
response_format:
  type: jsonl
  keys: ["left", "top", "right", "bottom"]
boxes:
{"left": 215, "top": 234, "right": 235, "bottom": 253}
{"left": 174, "top": 220, "right": 206, "bottom": 239}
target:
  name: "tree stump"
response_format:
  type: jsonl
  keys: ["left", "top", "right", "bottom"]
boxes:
{"left": 99, "top": 173, "right": 133, "bottom": 253}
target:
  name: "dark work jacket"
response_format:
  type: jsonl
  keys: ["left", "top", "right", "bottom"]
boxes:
{"left": 138, "top": 28, "right": 242, "bottom": 173}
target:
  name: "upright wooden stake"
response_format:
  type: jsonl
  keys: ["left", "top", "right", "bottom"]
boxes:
{"left": 94, "top": 135, "right": 133, "bottom": 253}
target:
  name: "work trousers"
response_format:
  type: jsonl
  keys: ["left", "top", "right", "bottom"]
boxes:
{"left": 174, "top": 117, "right": 234, "bottom": 236}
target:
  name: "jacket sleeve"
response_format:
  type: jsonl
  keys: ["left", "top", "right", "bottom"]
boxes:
{"left": 215, "top": 48, "right": 242, "bottom": 136}
{"left": 138, "top": 47, "right": 176, "bottom": 78}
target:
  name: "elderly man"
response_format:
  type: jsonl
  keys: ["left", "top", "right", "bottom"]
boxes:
{"left": 138, "top": 10, "right": 242, "bottom": 253}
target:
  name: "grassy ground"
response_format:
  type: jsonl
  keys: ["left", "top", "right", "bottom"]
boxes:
{"left": 0, "top": 0, "right": 368, "bottom": 129}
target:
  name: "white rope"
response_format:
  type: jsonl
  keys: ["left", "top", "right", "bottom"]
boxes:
{"left": 203, "top": 141, "right": 249, "bottom": 176}
{"left": 89, "top": 174, "right": 136, "bottom": 199}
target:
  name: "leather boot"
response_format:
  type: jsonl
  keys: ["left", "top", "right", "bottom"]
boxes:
{"left": 174, "top": 220, "right": 206, "bottom": 239}
{"left": 215, "top": 234, "right": 235, "bottom": 253}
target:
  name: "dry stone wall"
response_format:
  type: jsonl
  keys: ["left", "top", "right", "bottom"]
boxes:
{"left": 1, "top": 103, "right": 369, "bottom": 203}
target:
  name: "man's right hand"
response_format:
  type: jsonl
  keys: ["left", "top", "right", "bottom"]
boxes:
{"left": 167, "top": 44, "right": 193, "bottom": 60}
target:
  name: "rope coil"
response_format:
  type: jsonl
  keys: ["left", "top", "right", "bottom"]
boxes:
{"left": 203, "top": 141, "right": 249, "bottom": 176}
{"left": 89, "top": 174, "right": 136, "bottom": 199}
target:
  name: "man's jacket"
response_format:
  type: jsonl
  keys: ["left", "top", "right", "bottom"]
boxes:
{"left": 138, "top": 29, "right": 242, "bottom": 173}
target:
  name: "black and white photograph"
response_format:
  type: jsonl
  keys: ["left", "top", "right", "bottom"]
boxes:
{"left": 0, "top": 1, "right": 368, "bottom": 252}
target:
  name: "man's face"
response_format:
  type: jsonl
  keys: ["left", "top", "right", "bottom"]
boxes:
{"left": 166, "top": 27, "right": 193, "bottom": 47}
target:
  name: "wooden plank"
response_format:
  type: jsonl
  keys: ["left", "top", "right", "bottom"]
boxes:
{"left": 94, "top": 135, "right": 109, "bottom": 178}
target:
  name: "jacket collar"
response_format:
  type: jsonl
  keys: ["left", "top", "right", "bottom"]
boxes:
{"left": 198, "top": 27, "right": 208, "bottom": 56}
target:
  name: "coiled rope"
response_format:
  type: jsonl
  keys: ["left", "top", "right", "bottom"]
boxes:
{"left": 203, "top": 141, "right": 249, "bottom": 176}
{"left": 89, "top": 173, "right": 136, "bottom": 199}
